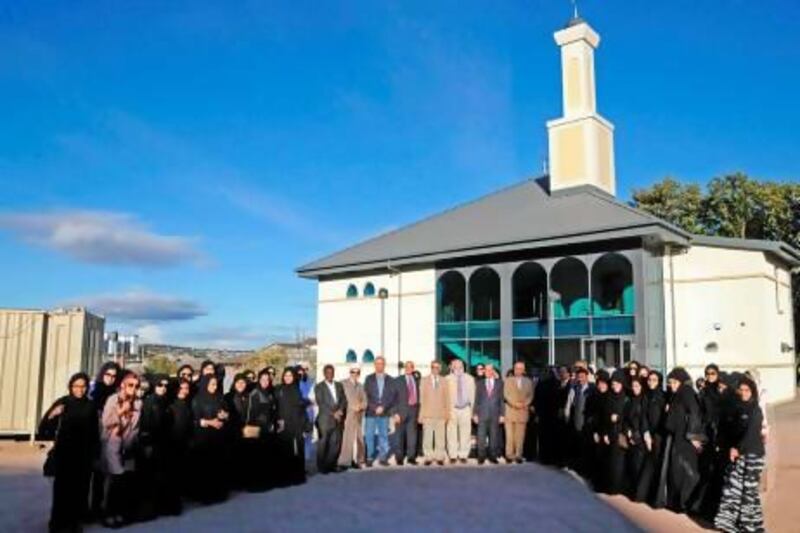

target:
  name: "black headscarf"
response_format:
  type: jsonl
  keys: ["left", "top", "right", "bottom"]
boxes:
{"left": 91, "top": 362, "right": 121, "bottom": 413}
{"left": 667, "top": 367, "right": 692, "bottom": 386}
{"left": 192, "top": 375, "right": 224, "bottom": 421}
{"left": 38, "top": 373, "right": 99, "bottom": 461}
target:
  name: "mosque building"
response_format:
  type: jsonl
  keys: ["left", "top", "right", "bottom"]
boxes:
{"left": 297, "top": 16, "right": 799, "bottom": 402}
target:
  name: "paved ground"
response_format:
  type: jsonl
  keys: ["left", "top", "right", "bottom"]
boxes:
{"left": 3, "top": 395, "right": 799, "bottom": 532}
{"left": 1, "top": 445, "right": 637, "bottom": 532}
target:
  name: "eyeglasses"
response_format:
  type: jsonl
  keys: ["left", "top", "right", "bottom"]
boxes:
{"left": 105, "top": 372, "right": 117, "bottom": 378}
{"left": 349, "top": 370, "right": 360, "bottom": 375}
{"left": 705, "top": 372, "right": 717, "bottom": 377}
{"left": 124, "top": 383, "right": 139, "bottom": 389}
{"left": 157, "top": 382, "right": 168, "bottom": 388}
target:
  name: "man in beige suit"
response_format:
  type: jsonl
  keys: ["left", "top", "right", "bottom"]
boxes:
{"left": 503, "top": 361, "right": 534, "bottom": 463}
{"left": 445, "top": 358, "right": 475, "bottom": 464}
{"left": 338, "top": 366, "right": 367, "bottom": 469}
{"left": 419, "top": 360, "right": 450, "bottom": 465}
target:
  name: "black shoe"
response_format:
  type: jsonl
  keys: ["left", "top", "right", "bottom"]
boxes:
{"left": 351, "top": 462, "right": 362, "bottom": 470}
{"left": 396, "top": 458, "right": 404, "bottom": 466}
{"left": 424, "top": 460, "right": 432, "bottom": 466}
{"left": 488, "top": 457, "right": 499, "bottom": 464}
{"left": 437, "top": 460, "right": 445, "bottom": 466}
{"left": 460, "top": 458, "right": 468, "bottom": 465}
{"left": 450, "top": 458, "right": 457, "bottom": 465}
{"left": 516, "top": 458, "right": 524, "bottom": 464}
{"left": 379, "top": 459, "right": 390, "bottom": 466}
{"left": 478, "top": 458, "right": 486, "bottom": 465}
{"left": 335, "top": 466, "right": 347, "bottom": 473}
{"left": 408, "top": 459, "right": 418, "bottom": 466}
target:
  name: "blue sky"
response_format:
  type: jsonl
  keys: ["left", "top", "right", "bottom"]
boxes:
{"left": 1, "top": 1, "right": 798, "bottom": 348}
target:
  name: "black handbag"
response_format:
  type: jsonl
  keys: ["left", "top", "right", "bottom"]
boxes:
{"left": 43, "top": 448, "right": 56, "bottom": 477}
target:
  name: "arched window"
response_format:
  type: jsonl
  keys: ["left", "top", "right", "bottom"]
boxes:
{"left": 345, "top": 349, "right": 357, "bottom": 363}
{"left": 551, "top": 257, "right": 589, "bottom": 318}
{"left": 346, "top": 284, "right": 358, "bottom": 298}
{"left": 437, "top": 271, "right": 466, "bottom": 322}
{"left": 469, "top": 267, "right": 500, "bottom": 321}
{"left": 364, "top": 282, "right": 376, "bottom": 297}
{"left": 591, "top": 253, "right": 634, "bottom": 316}
{"left": 362, "top": 349, "right": 375, "bottom": 363}
{"left": 512, "top": 262, "right": 548, "bottom": 320}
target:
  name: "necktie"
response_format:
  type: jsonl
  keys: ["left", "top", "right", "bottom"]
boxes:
{"left": 517, "top": 377, "right": 522, "bottom": 390}
{"left": 407, "top": 376, "right": 416, "bottom": 405}
{"left": 487, "top": 379, "right": 494, "bottom": 396}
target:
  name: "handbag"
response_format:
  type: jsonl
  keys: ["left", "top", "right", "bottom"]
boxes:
{"left": 617, "top": 432, "right": 629, "bottom": 450}
{"left": 42, "top": 414, "right": 62, "bottom": 477}
{"left": 242, "top": 398, "right": 261, "bottom": 439}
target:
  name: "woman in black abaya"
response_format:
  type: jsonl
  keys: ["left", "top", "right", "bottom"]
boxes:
{"left": 190, "top": 375, "right": 229, "bottom": 504}
{"left": 38, "top": 372, "right": 99, "bottom": 533}
{"left": 636, "top": 370, "right": 666, "bottom": 506}
{"left": 164, "top": 379, "right": 193, "bottom": 514}
{"left": 661, "top": 367, "right": 706, "bottom": 513}
{"left": 225, "top": 373, "right": 252, "bottom": 490}
{"left": 601, "top": 370, "right": 628, "bottom": 495}
{"left": 88, "top": 361, "right": 120, "bottom": 519}
{"left": 137, "top": 375, "right": 171, "bottom": 520}
{"left": 275, "top": 367, "right": 309, "bottom": 487}
{"left": 247, "top": 368, "right": 278, "bottom": 492}
{"left": 623, "top": 377, "right": 648, "bottom": 500}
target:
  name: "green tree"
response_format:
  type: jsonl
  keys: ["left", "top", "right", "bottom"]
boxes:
{"left": 144, "top": 355, "right": 178, "bottom": 376}
{"left": 241, "top": 345, "right": 289, "bottom": 374}
{"left": 631, "top": 177, "right": 705, "bottom": 234}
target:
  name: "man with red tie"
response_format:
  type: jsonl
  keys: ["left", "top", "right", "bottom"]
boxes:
{"left": 473, "top": 363, "right": 505, "bottom": 464}
{"left": 391, "top": 361, "right": 421, "bottom": 465}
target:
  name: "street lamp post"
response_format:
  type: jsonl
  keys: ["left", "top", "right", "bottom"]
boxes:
{"left": 378, "top": 288, "right": 389, "bottom": 359}
{"left": 548, "top": 290, "right": 562, "bottom": 366}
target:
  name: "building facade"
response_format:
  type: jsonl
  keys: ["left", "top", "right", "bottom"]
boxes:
{"left": 298, "top": 17, "right": 799, "bottom": 403}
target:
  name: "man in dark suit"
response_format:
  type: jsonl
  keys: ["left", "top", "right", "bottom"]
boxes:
{"left": 473, "top": 362, "right": 505, "bottom": 464}
{"left": 363, "top": 356, "right": 397, "bottom": 466}
{"left": 391, "top": 361, "right": 420, "bottom": 465}
{"left": 313, "top": 364, "right": 347, "bottom": 473}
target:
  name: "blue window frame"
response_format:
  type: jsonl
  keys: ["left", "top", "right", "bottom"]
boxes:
{"left": 363, "top": 349, "right": 375, "bottom": 363}
{"left": 364, "top": 282, "right": 376, "bottom": 297}
{"left": 346, "top": 284, "right": 358, "bottom": 298}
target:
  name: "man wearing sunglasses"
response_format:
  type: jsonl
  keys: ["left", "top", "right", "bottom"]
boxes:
{"left": 338, "top": 366, "right": 367, "bottom": 469}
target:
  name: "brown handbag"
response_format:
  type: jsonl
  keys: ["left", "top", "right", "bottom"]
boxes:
{"left": 242, "top": 398, "right": 261, "bottom": 439}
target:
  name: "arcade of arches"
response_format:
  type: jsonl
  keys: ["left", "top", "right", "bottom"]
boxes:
{"left": 436, "top": 253, "right": 635, "bottom": 372}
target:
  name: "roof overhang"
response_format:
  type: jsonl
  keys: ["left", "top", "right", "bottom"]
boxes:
{"left": 297, "top": 222, "right": 690, "bottom": 279}
{"left": 690, "top": 235, "right": 800, "bottom": 268}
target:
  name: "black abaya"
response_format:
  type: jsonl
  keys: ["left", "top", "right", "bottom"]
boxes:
{"left": 247, "top": 384, "right": 278, "bottom": 492}
{"left": 38, "top": 394, "right": 99, "bottom": 533}
{"left": 601, "top": 390, "right": 628, "bottom": 495}
{"left": 275, "top": 383, "right": 308, "bottom": 486}
{"left": 662, "top": 384, "right": 705, "bottom": 512}
{"left": 636, "top": 388, "right": 666, "bottom": 506}
{"left": 622, "top": 392, "right": 648, "bottom": 499}
{"left": 190, "top": 377, "right": 229, "bottom": 504}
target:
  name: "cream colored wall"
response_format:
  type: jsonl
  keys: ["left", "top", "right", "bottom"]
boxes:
{"left": 663, "top": 246, "right": 796, "bottom": 403}
{"left": 317, "top": 268, "right": 437, "bottom": 380}
{"left": 0, "top": 310, "right": 47, "bottom": 434}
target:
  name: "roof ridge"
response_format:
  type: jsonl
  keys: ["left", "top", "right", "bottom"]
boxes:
{"left": 297, "top": 175, "right": 543, "bottom": 272}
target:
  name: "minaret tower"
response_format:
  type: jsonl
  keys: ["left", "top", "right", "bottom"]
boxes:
{"left": 546, "top": 14, "right": 616, "bottom": 195}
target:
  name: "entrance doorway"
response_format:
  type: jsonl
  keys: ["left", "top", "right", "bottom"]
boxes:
{"left": 582, "top": 337, "right": 632, "bottom": 369}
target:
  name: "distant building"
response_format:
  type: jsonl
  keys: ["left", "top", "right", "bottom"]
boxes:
{"left": 298, "top": 17, "right": 799, "bottom": 403}
{"left": 0, "top": 307, "right": 105, "bottom": 435}
{"left": 105, "top": 331, "right": 142, "bottom": 365}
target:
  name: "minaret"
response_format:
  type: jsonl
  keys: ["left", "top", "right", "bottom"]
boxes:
{"left": 546, "top": 16, "right": 616, "bottom": 196}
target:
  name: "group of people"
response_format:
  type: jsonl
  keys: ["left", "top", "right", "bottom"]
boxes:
{"left": 38, "top": 360, "right": 312, "bottom": 532}
{"left": 40, "top": 355, "right": 768, "bottom": 533}
{"left": 521, "top": 361, "right": 767, "bottom": 533}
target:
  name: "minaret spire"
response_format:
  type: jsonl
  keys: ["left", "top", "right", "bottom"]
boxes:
{"left": 546, "top": 15, "right": 616, "bottom": 196}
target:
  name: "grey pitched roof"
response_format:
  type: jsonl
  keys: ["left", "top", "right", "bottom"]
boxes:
{"left": 690, "top": 235, "right": 800, "bottom": 266}
{"left": 297, "top": 178, "right": 694, "bottom": 278}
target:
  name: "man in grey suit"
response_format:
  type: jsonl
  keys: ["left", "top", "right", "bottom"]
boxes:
{"left": 472, "top": 363, "right": 505, "bottom": 464}
{"left": 313, "top": 364, "right": 347, "bottom": 473}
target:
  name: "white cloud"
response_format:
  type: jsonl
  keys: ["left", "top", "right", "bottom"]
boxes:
{"left": 0, "top": 210, "right": 204, "bottom": 267}
{"left": 69, "top": 289, "right": 207, "bottom": 321}
{"left": 134, "top": 324, "right": 165, "bottom": 344}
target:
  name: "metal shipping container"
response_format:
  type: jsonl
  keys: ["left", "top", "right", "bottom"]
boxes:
{"left": 0, "top": 307, "right": 105, "bottom": 435}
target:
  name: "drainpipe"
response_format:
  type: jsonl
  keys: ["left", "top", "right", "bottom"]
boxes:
{"left": 387, "top": 260, "right": 402, "bottom": 376}
{"left": 667, "top": 245, "right": 678, "bottom": 370}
